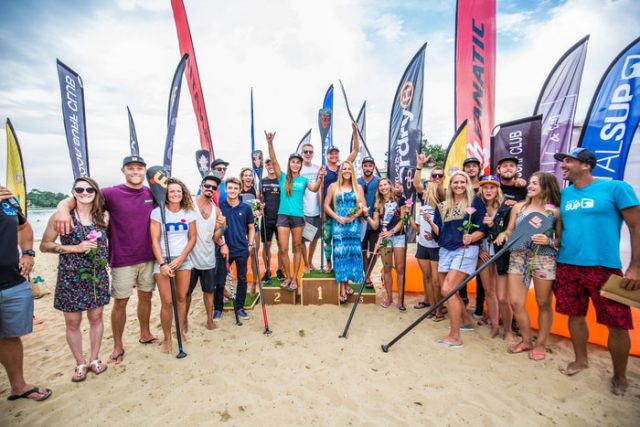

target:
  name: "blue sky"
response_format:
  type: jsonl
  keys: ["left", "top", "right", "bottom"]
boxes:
{"left": 1, "top": 0, "right": 639, "bottom": 192}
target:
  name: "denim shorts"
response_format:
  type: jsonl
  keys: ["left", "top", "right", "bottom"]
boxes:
{"left": 383, "top": 234, "right": 406, "bottom": 248}
{"left": 438, "top": 246, "right": 480, "bottom": 276}
{"left": 153, "top": 257, "right": 193, "bottom": 275}
{"left": 0, "top": 280, "right": 34, "bottom": 338}
{"left": 276, "top": 214, "right": 305, "bottom": 228}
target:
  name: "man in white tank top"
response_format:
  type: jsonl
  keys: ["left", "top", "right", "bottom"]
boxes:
{"left": 186, "top": 173, "right": 226, "bottom": 330}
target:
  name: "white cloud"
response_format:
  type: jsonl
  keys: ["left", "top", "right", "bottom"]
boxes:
{"left": 373, "top": 13, "right": 405, "bottom": 41}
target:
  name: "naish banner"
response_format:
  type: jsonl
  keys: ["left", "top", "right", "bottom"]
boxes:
{"left": 535, "top": 36, "right": 589, "bottom": 182}
{"left": 127, "top": 106, "right": 140, "bottom": 156}
{"left": 56, "top": 59, "right": 89, "bottom": 179}
{"left": 443, "top": 120, "right": 468, "bottom": 185}
{"left": 491, "top": 115, "right": 542, "bottom": 182}
{"left": 5, "top": 119, "right": 27, "bottom": 215}
{"left": 296, "top": 128, "right": 312, "bottom": 154}
{"left": 163, "top": 54, "right": 188, "bottom": 176}
{"left": 171, "top": 0, "right": 214, "bottom": 157}
{"left": 455, "top": 0, "right": 496, "bottom": 175}
{"left": 388, "top": 43, "right": 426, "bottom": 199}
{"left": 322, "top": 84, "right": 334, "bottom": 151}
{"left": 579, "top": 36, "right": 640, "bottom": 180}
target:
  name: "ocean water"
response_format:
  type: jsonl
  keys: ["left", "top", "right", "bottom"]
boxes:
{"left": 27, "top": 208, "right": 55, "bottom": 240}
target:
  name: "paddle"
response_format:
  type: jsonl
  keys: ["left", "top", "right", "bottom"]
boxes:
{"left": 381, "top": 211, "right": 554, "bottom": 353}
{"left": 146, "top": 166, "right": 187, "bottom": 359}
{"left": 195, "top": 149, "right": 211, "bottom": 179}
{"left": 250, "top": 242, "right": 272, "bottom": 334}
{"left": 339, "top": 235, "right": 382, "bottom": 338}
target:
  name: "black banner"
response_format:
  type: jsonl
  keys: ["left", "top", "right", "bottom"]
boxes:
{"left": 491, "top": 115, "right": 542, "bottom": 181}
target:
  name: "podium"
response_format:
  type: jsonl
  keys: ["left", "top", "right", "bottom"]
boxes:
{"left": 261, "top": 278, "right": 297, "bottom": 305}
{"left": 300, "top": 272, "right": 339, "bottom": 305}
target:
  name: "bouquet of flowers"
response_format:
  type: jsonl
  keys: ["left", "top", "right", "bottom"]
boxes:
{"left": 79, "top": 230, "right": 107, "bottom": 302}
{"left": 457, "top": 207, "right": 479, "bottom": 267}
{"left": 250, "top": 199, "right": 261, "bottom": 229}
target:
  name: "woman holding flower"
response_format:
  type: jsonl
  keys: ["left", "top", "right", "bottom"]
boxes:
{"left": 363, "top": 178, "right": 408, "bottom": 310}
{"left": 496, "top": 172, "right": 560, "bottom": 360}
{"left": 325, "top": 161, "right": 366, "bottom": 303}
{"left": 426, "top": 170, "right": 486, "bottom": 347}
{"left": 41, "top": 177, "right": 110, "bottom": 382}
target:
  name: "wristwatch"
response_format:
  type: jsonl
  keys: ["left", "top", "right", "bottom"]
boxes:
{"left": 23, "top": 249, "right": 36, "bottom": 257}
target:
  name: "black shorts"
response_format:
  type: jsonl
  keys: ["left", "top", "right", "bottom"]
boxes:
{"left": 277, "top": 214, "right": 305, "bottom": 228}
{"left": 261, "top": 219, "right": 278, "bottom": 243}
{"left": 361, "top": 229, "right": 381, "bottom": 252}
{"left": 416, "top": 244, "right": 439, "bottom": 261}
{"left": 303, "top": 215, "right": 322, "bottom": 241}
{"left": 188, "top": 268, "right": 216, "bottom": 295}
{"left": 494, "top": 244, "right": 510, "bottom": 275}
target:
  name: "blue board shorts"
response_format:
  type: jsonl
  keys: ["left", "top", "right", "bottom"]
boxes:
{"left": 438, "top": 246, "right": 479, "bottom": 276}
{"left": 0, "top": 280, "right": 34, "bottom": 339}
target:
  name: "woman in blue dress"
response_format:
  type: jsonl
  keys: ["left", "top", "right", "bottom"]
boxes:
{"left": 324, "top": 161, "right": 366, "bottom": 303}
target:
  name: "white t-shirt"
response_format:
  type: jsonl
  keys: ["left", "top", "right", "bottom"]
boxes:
{"left": 301, "top": 163, "right": 320, "bottom": 216}
{"left": 188, "top": 197, "right": 217, "bottom": 270}
{"left": 417, "top": 202, "right": 439, "bottom": 248}
{"left": 150, "top": 207, "right": 197, "bottom": 258}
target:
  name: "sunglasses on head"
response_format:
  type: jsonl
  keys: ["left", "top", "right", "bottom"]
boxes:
{"left": 303, "top": 150, "right": 313, "bottom": 154}
{"left": 74, "top": 187, "right": 96, "bottom": 194}
{"left": 202, "top": 183, "right": 218, "bottom": 190}
{"left": 431, "top": 173, "right": 444, "bottom": 178}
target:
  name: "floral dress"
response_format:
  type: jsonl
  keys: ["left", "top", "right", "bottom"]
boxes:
{"left": 332, "top": 189, "right": 363, "bottom": 283}
{"left": 54, "top": 213, "right": 110, "bottom": 312}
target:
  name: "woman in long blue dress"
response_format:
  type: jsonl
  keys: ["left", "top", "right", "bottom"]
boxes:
{"left": 324, "top": 161, "right": 366, "bottom": 303}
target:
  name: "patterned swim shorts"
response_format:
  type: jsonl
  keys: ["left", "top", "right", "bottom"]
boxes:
{"left": 554, "top": 263, "right": 632, "bottom": 330}
{"left": 508, "top": 250, "right": 556, "bottom": 286}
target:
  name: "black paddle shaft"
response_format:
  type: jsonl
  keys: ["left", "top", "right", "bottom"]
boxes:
{"left": 251, "top": 243, "right": 272, "bottom": 334}
{"left": 146, "top": 166, "right": 187, "bottom": 359}
{"left": 381, "top": 211, "right": 554, "bottom": 352}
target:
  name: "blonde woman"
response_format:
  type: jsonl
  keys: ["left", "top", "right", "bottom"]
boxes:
{"left": 427, "top": 170, "right": 486, "bottom": 348}
{"left": 265, "top": 131, "right": 325, "bottom": 291}
{"left": 324, "top": 161, "right": 366, "bottom": 302}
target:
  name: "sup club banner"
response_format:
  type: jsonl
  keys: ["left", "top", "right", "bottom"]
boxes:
{"left": 56, "top": 59, "right": 89, "bottom": 179}
{"left": 580, "top": 36, "right": 640, "bottom": 180}
{"left": 455, "top": 0, "right": 496, "bottom": 175}
{"left": 491, "top": 115, "right": 542, "bottom": 182}
{"left": 388, "top": 43, "right": 426, "bottom": 199}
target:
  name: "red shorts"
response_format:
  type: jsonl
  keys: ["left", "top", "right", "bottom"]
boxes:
{"left": 554, "top": 263, "right": 633, "bottom": 330}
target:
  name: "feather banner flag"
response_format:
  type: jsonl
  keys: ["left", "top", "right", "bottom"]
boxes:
{"left": 5, "top": 118, "right": 27, "bottom": 215}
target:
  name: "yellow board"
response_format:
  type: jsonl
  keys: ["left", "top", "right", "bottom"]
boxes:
{"left": 6, "top": 119, "right": 27, "bottom": 214}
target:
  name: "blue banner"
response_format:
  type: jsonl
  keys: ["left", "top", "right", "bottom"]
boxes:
{"left": 388, "top": 43, "right": 426, "bottom": 199}
{"left": 163, "top": 54, "right": 188, "bottom": 176}
{"left": 56, "top": 59, "right": 89, "bottom": 179}
{"left": 322, "top": 84, "right": 333, "bottom": 150}
{"left": 580, "top": 36, "right": 640, "bottom": 180}
{"left": 127, "top": 106, "right": 140, "bottom": 156}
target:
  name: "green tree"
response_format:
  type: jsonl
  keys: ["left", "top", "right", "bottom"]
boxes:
{"left": 27, "top": 189, "right": 69, "bottom": 208}
{"left": 420, "top": 137, "right": 446, "bottom": 165}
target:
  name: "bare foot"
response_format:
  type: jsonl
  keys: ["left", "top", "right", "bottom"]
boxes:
{"left": 206, "top": 320, "right": 217, "bottom": 330}
{"left": 181, "top": 332, "right": 188, "bottom": 343}
{"left": 559, "top": 361, "right": 588, "bottom": 376}
{"left": 503, "top": 332, "right": 516, "bottom": 343}
{"left": 611, "top": 377, "right": 628, "bottom": 396}
{"left": 183, "top": 320, "right": 189, "bottom": 334}
{"left": 160, "top": 340, "right": 172, "bottom": 354}
{"left": 490, "top": 327, "right": 500, "bottom": 338}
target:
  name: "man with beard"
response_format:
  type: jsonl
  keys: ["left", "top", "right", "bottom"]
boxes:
{"left": 463, "top": 157, "right": 481, "bottom": 192}
{"left": 554, "top": 148, "right": 639, "bottom": 395}
{"left": 55, "top": 156, "right": 157, "bottom": 365}
{"left": 322, "top": 122, "right": 360, "bottom": 271}
{"left": 210, "top": 158, "right": 230, "bottom": 205}
{"left": 357, "top": 157, "right": 379, "bottom": 288}
{"left": 300, "top": 143, "right": 321, "bottom": 272}
{"left": 186, "top": 173, "right": 226, "bottom": 330}
{"left": 496, "top": 156, "right": 527, "bottom": 207}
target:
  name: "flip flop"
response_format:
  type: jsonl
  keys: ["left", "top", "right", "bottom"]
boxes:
{"left": 433, "top": 313, "right": 445, "bottom": 322}
{"left": 508, "top": 342, "right": 533, "bottom": 354}
{"left": 138, "top": 337, "right": 160, "bottom": 345}
{"left": 7, "top": 387, "right": 52, "bottom": 402}
{"left": 460, "top": 325, "right": 474, "bottom": 332}
{"left": 436, "top": 338, "right": 463, "bottom": 349}
{"left": 89, "top": 359, "right": 108, "bottom": 375}
{"left": 528, "top": 349, "right": 546, "bottom": 361}
{"left": 346, "top": 287, "right": 354, "bottom": 296}
{"left": 380, "top": 299, "right": 391, "bottom": 308}
{"left": 281, "top": 279, "right": 292, "bottom": 289}
{"left": 72, "top": 364, "right": 88, "bottom": 382}
{"left": 413, "top": 302, "right": 430, "bottom": 309}
{"left": 107, "top": 350, "right": 125, "bottom": 365}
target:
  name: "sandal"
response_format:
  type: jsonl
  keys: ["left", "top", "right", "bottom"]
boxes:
{"left": 107, "top": 350, "right": 125, "bottom": 365}
{"left": 346, "top": 286, "right": 354, "bottom": 296}
{"left": 380, "top": 298, "right": 391, "bottom": 308}
{"left": 528, "top": 349, "right": 546, "bottom": 361}
{"left": 72, "top": 364, "right": 88, "bottom": 382}
{"left": 413, "top": 301, "right": 430, "bottom": 309}
{"left": 433, "top": 313, "right": 445, "bottom": 322}
{"left": 288, "top": 280, "right": 298, "bottom": 291}
{"left": 508, "top": 342, "right": 533, "bottom": 354}
{"left": 7, "top": 387, "right": 52, "bottom": 402}
{"left": 281, "top": 279, "right": 291, "bottom": 290}
{"left": 89, "top": 359, "right": 108, "bottom": 375}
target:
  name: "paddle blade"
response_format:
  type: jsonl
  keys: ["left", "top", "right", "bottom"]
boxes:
{"left": 507, "top": 211, "right": 555, "bottom": 247}
{"left": 195, "top": 150, "right": 211, "bottom": 178}
{"left": 146, "top": 165, "right": 169, "bottom": 208}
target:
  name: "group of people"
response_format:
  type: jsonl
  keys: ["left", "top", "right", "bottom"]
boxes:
{"left": 0, "top": 128, "right": 638, "bottom": 400}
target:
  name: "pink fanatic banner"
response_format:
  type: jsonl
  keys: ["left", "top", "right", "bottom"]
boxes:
{"left": 171, "top": 0, "right": 214, "bottom": 158}
{"left": 455, "top": 0, "right": 496, "bottom": 175}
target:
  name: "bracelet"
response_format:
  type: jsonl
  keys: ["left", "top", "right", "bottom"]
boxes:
{"left": 415, "top": 167, "right": 422, "bottom": 171}
{"left": 159, "top": 263, "right": 167, "bottom": 267}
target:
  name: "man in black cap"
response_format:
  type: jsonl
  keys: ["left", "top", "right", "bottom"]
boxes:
{"left": 54, "top": 155, "right": 158, "bottom": 365}
{"left": 463, "top": 157, "right": 482, "bottom": 192}
{"left": 496, "top": 156, "right": 527, "bottom": 206}
{"left": 553, "top": 147, "right": 639, "bottom": 395}
{"left": 358, "top": 156, "right": 380, "bottom": 287}
{"left": 210, "top": 158, "right": 230, "bottom": 205}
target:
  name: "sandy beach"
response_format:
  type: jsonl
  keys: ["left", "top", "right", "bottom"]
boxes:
{"left": 1, "top": 246, "right": 639, "bottom": 426}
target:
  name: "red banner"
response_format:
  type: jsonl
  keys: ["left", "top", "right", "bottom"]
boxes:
{"left": 455, "top": 0, "right": 496, "bottom": 175}
{"left": 171, "top": 0, "right": 214, "bottom": 157}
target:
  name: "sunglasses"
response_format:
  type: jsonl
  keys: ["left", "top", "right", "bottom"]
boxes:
{"left": 202, "top": 183, "right": 218, "bottom": 191}
{"left": 303, "top": 150, "right": 314, "bottom": 154}
{"left": 74, "top": 187, "right": 96, "bottom": 194}
{"left": 214, "top": 167, "right": 227, "bottom": 172}
{"left": 431, "top": 173, "right": 444, "bottom": 178}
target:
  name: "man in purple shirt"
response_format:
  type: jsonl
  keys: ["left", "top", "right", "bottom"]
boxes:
{"left": 55, "top": 156, "right": 157, "bottom": 364}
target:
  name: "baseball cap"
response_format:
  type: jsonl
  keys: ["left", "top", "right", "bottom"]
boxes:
{"left": 497, "top": 156, "right": 519, "bottom": 166}
{"left": 479, "top": 175, "right": 500, "bottom": 186}
{"left": 553, "top": 147, "right": 597, "bottom": 168}
{"left": 362, "top": 156, "right": 375, "bottom": 164}
{"left": 289, "top": 153, "right": 303, "bottom": 162}
{"left": 202, "top": 171, "right": 222, "bottom": 184}
{"left": 463, "top": 157, "right": 481, "bottom": 167}
{"left": 328, "top": 146, "right": 340, "bottom": 153}
{"left": 122, "top": 155, "right": 146, "bottom": 167}
{"left": 211, "top": 158, "right": 229, "bottom": 169}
